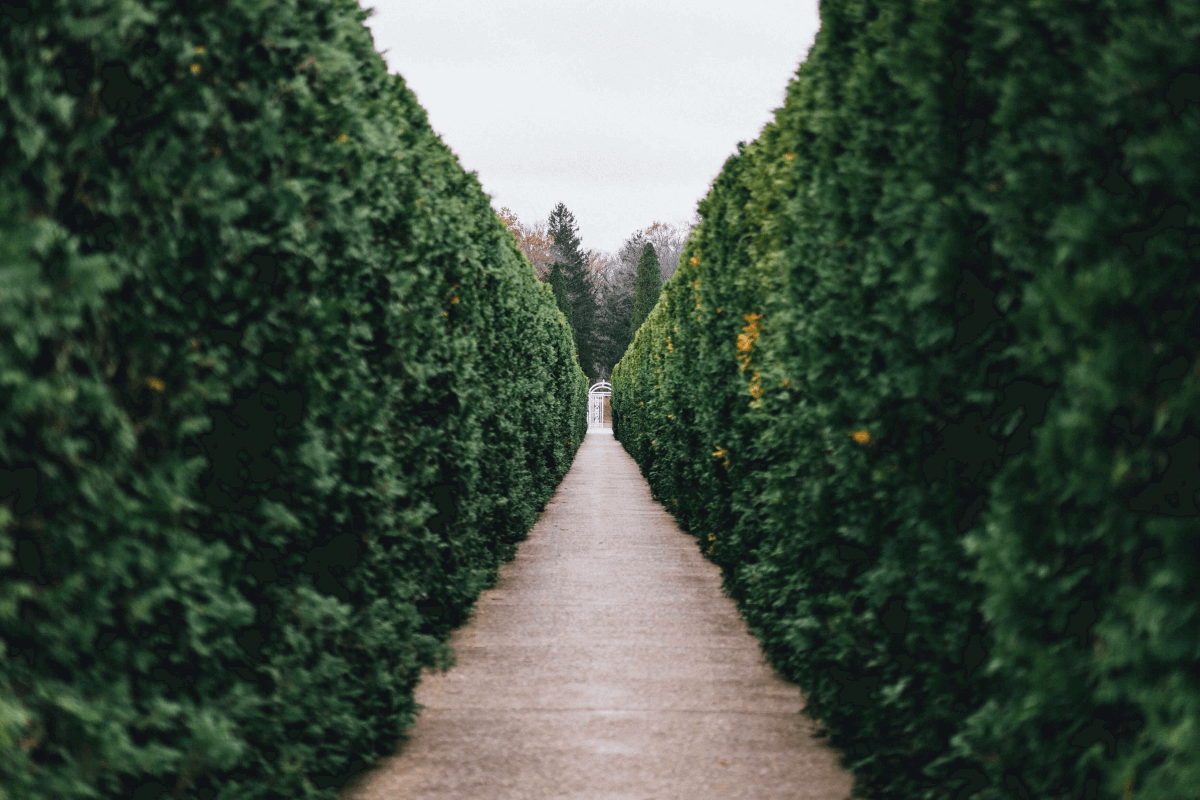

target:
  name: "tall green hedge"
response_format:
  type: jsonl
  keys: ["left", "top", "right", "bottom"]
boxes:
{"left": 0, "top": 1, "right": 586, "bottom": 798}
{"left": 613, "top": 2, "right": 1199, "bottom": 799}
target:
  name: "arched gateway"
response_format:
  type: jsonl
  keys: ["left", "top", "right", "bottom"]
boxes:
{"left": 588, "top": 380, "right": 612, "bottom": 429}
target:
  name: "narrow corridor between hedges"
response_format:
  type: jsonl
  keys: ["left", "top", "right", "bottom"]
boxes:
{"left": 342, "top": 429, "right": 853, "bottom": 800}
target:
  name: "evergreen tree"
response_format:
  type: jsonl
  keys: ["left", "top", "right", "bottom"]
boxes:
{"left": 630, "top": 243, "right": 662, "bottom": 336}
{"left": 548, "top": 259, "right": 575, "bottom": 330}
{"left": 593, "top": 274, "right": 634, "bottom": 378}
{"left": 547, "top": 203, "right": 597, "bottom": 378}
{"left": 592, "top": 231, "right": 644, "bottom": 375}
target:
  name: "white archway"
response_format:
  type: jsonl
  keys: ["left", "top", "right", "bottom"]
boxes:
{"left": 588, "top": 380, "right": 612, "bottom": 429}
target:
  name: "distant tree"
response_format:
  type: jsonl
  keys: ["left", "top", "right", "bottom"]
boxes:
{"left": 523, "top": 214, "right": 694, "bottom": 378}
{"left": 615, "top": 230, "right": 647, "bottom": 276}
{"left": 587, "top": 220, "right": 697, "bottom": 376}
{"left": 586, "top": 250, "right": 610, "bottom": 291}
{"left": 497, "top": 206, "right": 555, "bottom": 280}
{"left": 547, "top": 203, "right": 597, "bottom": 378}
{"left": 630, "top": 243, "right": 662, "bottom": 336}
{"left": 590, "top": 251, "right": 633, "bottom": 378}
{"left": 640, "top": 220, "right": 692, "bottom": 283}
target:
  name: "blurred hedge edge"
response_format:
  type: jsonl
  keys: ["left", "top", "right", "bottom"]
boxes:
{"left": 0, "top": 1, "right": 587, "bottom": 798}
{"left": 613, "top": 2, "right": 1199, "bottom": 800}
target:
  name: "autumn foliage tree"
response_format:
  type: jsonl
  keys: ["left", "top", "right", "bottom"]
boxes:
{"left": 497, "top": 207, "right": 555, "bottom": 280}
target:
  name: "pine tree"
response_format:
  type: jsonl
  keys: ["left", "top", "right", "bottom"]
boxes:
{"left": 547, "top": 203, "right": 596, "bottom": 378}
{"left": 548, "top": 260, "right": 575, "bottom": 330}
{"left": 630, "top": 243, "right": 662, "bottom": 336}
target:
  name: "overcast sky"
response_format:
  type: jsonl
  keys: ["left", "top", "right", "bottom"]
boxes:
{"left": 362, "top": 0, "right": 822, "bottom": 255}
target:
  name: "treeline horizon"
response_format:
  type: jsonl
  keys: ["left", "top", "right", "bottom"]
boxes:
{"left": 498, "top": 205, "right": 693, "bottom": 381}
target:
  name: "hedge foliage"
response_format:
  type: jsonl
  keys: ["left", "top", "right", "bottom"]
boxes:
{"left": 612, "top": 2, "right": 1199, "bottom": 799}
{"left": 0, "top": 1, "right": 587, "bottom": 798}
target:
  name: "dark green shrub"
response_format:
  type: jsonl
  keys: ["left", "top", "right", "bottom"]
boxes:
{"left": 954, "top": 3, "right": 1200, "bottom": 799}
{"left": 613, "top": 2, "right": 1199, "bottom": 799}
{"left": 0, "top": 1, "right": 586, "bottom": 799}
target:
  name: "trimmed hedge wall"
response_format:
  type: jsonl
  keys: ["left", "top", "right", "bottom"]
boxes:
{"left": 0, "top": 1, "right": 586, "bottom": 799}
{"left": 613, "top": 2, "right": 1199, "bottom": 800}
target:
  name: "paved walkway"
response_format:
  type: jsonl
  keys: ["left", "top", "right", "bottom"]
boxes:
{"left": 343, "top": 429, "right": 853, "bottom": 800}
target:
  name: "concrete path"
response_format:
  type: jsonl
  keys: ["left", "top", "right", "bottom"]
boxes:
{"left": 342, "top": 429, "right": 853, "bottom": 800}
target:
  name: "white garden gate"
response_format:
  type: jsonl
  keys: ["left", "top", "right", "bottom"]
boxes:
{"left": 588, "top": 380, "right": 612, "bottom": 429}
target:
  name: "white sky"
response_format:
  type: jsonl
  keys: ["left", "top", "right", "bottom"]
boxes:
{"left": 362, "top": 0, "right": 822, "bottom": 255}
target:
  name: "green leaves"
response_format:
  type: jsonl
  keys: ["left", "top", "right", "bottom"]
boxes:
{"left": 0, "top": 1, "right": 585, "bottom": 798}
{"left": 614, "top": 2, "right": 1200, "bottom": 800}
